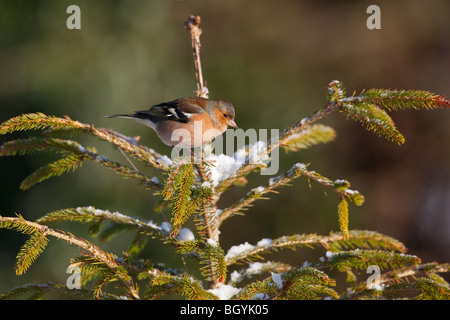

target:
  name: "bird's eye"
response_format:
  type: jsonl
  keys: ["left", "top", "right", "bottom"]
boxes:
{"left": 223, "top": 113, "right": 228, "bottom": 118}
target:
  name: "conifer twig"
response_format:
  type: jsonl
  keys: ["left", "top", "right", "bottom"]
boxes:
{"left": 378, "top": 263, "right": 450, "bottom": 287}
{"left": 218, "top": 100, "right": 341, "bottom": 191}
{"left": 0, "top": 282, "right": 123, "bottom": 300}
{"left": 0, "top": 215, "right": 140, "bottom": 299}
{"left": 36, "top": 206, "right": 172, "bottom": 242}
{"left": 0, "top": 113, "right": 170, "bottom": 171}
{"left": 268, "top": 102, "right": 340, "bottom": 156}
{"left": 0, "top": 137, "right": 160, "bottom": 190}
{"left": 224, "top": 230, "right": 406, "bottom": 266}
{"left": 219, "top": 162, "right": 364, "bottom": 225}
{"left": 218, "top": 162, "right": 306, "bottom": 224}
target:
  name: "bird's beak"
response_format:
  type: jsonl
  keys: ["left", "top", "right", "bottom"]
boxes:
{"left": 227, "top": 119, "right": 238, "bottom": 129}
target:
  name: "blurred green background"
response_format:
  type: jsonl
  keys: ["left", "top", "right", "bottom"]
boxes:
{"left": 1, "top": 0, "right": 449, "bottom": 295}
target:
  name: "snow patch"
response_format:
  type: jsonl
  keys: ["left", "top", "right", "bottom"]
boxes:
{"left": 271, "top": 273, "right": 283, "bottom": 289}
{"left": 204, "top": 140, "right": 269, "bottom": 187}
{"left": 159, "top": 221, "right": 172, "bottom": 234}
{"left": 207, "top": 238, "right": 218, "bottom": 246}
{"left": 176, "top": 228, "right": 195, "bottom": 241}
{"left": 225, "top": 238, "right": 273, "bottom": 260}
{"left": 208, "top": 284, "right": 241, "bottom": 300}
{"left": 225, "top": 242, "right": 255, "bottom": 260}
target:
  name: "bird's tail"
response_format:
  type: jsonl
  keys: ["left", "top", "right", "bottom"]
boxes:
{"left": 105, "top": 114, "right": 135, "bottom": 119}
{"left": 106, "top": 113, "right": 157, "bottom": 130}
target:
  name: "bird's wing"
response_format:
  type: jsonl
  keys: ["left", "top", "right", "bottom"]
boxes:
{"left": 143, "top": 98, "right": 206, "bottom": 123}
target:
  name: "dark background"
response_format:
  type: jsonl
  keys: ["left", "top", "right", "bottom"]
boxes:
{"left": 1, "top": 0, "right": 449, "bottom": 295}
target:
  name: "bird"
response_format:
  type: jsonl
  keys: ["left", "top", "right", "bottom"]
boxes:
{"left": 107, "top": 97, "right": 238, "bottom": 148}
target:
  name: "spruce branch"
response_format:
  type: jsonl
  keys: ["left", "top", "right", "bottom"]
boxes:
{"left": 0, "top": 113, "right": 169, "bottom": 171}
{"left": 236, "top": 266, "right": 338, "bottom": 300}
{"left": 36, "top": 206, "right": 174, "bottom": 244}
{"left": 340, "top": 88, "right": 450, "bottom": 144}
{"left": 218, "top": 162, "right": 307, "bottom": 224}
{"left": 348, "top": 89, "right": 450, "bottom": 111}
{"left": 0, "top": 136, "right": 83, "bottom": 156}
{"left": 69, "top": 255, "right": 150, "bottom": 298}
{"left": 162, "top": 156, "right": 219, "bottom": 243}
{"left": 0, "top": 137, "right": 160, "bottom": 190}
{"left": 323, "top": 230, "right": 407, "bottom": 252}
{"left": 0, "top": 113, "right": 82, "bottom": 134}
{"left": 320, "top": 249, "right": 421, "bottom": 272}
{"left": 217, "top": 81, "right": 342, "bottom": 190}
{"left": 343, "top": 262, "right": 450, "bottom": 300}
{"left": 177, "top": 239, "right": 227, "bottom": 287}
{"left": 145, "top": 271, "right": 218, "bottom": 300}
{"left": 20, "top": 152, "right": 88, "bottom": 190}
{"left": 281, "top": 124, "right": 336, "bottom": 152}
{"left": 219, "top": 162, "right": 364, "bottom": 226}
{"left": 217, "top": 82, "right": 450, "bottom": 190}
{"left": 218, "top": 100, "right": 341, "bottom": 191}
{"left": 162, "top": 160, "right": 199, "bottom": 237}
{"left": 275, "top": 266, "right": 339, "bottom": 300}
{"left": 197, "top": 190, "right": 220, "bottom": 242}
{"left": 302, "top": 166, "right": 365, "bottom": 206}
{"left": 86, "top": 126, "right": 170, "bottom": 171}
{"left": 0, "top": 282, "right": 103, "bottom": 300}
{"left": 194, "top": 161, "right": 221, "bottom": 242}
{"left": 15, "top": 231, "right": 49, "bottom": 276}
{"left": 0, "top": 215, "right": 140, "bottom": 299}
{"left": 225, "top": 230, "right": 406, "bottom": 266}
{"left": 228, "top": 261, "right": 292, "bottom": 286}
{"left": 232, "top": 277, "right": 280, "bottom": 300}
{"left": 414, "top": 277, "right": 450, "bottom": 300}
{"left": 341, "top": 102, "right": 405, "bottom": 145}
{"left": 337, "top": 197, "right": 349, "bottom": 240}
{"left": 219, "top": 162, "right": 363, "bottom": 242}
{"left": 378, "top": 262, "right": 450, "bottom": 287}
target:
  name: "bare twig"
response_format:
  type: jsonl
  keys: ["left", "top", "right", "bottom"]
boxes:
{"left": 185, "top": 15, "right": 208, "bottom": 98}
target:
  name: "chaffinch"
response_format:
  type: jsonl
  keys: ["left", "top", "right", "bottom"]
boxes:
{"left": 108, "top": 96, "right": 238, "bottom": 148}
